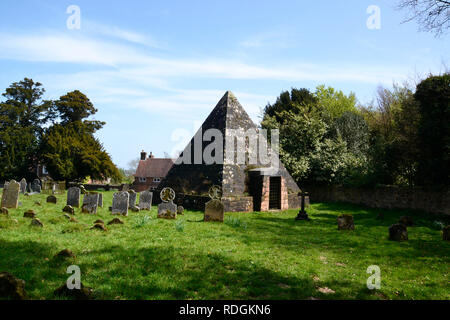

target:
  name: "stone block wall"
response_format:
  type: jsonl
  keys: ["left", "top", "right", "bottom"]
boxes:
{"left": 306, "top": 185, "right": 450, "bottom": 215}
{"left": 222, "top": 196, "right": 253, "bottom": 212}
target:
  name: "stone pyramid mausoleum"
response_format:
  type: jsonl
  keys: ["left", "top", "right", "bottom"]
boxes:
{"left": 156, "top": 91, "right": 302, "bottom": 212}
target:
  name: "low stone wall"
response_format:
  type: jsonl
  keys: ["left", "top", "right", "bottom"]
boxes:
{"left": 305, "top": 185, "right": 450, "bottom": 215}
{"left": 222, "top": 196, "right": 253, "bottom": 212}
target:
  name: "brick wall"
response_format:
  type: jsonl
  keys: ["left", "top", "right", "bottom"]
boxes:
{"left": 306, "top": 185, "right": 450, "bottom": 215}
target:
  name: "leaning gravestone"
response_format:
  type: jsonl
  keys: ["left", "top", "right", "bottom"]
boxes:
{"left": 139, "top": 191, "right": 153, "bottom": 210}
{"left": 112, "top": 191, "right": 129, "bottom": 216}
{"left": 67, "top": 187, "right": 81, "bottom": 208}
{"left": 204, "top": 185, "right": 224, "bottom": 222}
{"left": 158, "top": 188, "right": 177, "bottom": 219}
{"left": 97, "top": 193, "right": 103, "bottom": 208}
{"left": 81, "top": 193, "right": 99, "bottom": 214}
{"left": 1, "top": 180, "right": 20, "bottom": 209}
{"left": 128, "top": 190, "right": 137, "bottom": 208}
{"left": 31, "top": 179, "right": 41, "bottom": 193}
{"left": 19, "top": 179, "right": 27, "bottom": 194}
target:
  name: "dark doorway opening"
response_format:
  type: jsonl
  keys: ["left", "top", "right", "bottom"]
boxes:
{"left": 269, "top": 176, "right": 281, "bottom": 210}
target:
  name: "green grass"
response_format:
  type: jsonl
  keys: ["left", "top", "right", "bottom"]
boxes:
{"left": 0, "top": 191, "right": 448, "bottom": 300}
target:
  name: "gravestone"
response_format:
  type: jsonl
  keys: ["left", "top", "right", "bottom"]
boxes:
{"left": 112, "top": 192, "right": 129, "bottom": 216}
{"left": 128, "top": 190, "right": 137, "bottom": 208}
{"left": 158, "top": 187, "right": 177, "bottom": 219}
{"left": 337, "top": 214, "right": 354, "bottom": 230}
{"left": 47, "top": 195, "right": 57, "bottom": 204}
{"left": 139, "top": 191, "right": 153, "bottom": 210}
{"left": 177, "top": 206, "right": 184, "bottom": 215}
{"left": 31, "top": 179, "right": 41, "bottom": 193}
{"left": 443, "top": 226, "right": 449, "bottom": 241}
{"left": 204, "top": 185, "right": 224, "bottom": 222}
{"left": 389, "top": 223, "right": 408, "bottom": 241}
{"left": 97, "top": 193, "right": 103, "bottom": 208}
{"left": 3, "top": 181, "right": 9, "bottom": 190}
{"left": 1, "top": 180, "right": 20, "bottom": 209}
{"left": 19, "top": 179, "right": 27, "bottom": 194}
{"left": 81, "top": 193, "right": 99, "bottom": 214}
{"left": 67, "top": 187, "right": 81, "bottom": 208}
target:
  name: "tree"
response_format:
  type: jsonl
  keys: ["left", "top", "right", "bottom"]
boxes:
{"left": 40, "top": 91, "right": 120, "bottom": 182}
{"left": 41, "top": 123, "right": 120, "bottom": 182}
{"left": 262, "top": 86, "right": 368, "bottom": 186}
{"left": 0, "top": 78, "right": 53, "bottom": 180}
{"left": 415, "top": 73, "right": 450, "bottom": 187}
{"left": 398, "top": 0, "right": 450, "bottom": 36}
{"left": 362, "top": 84, "right": 421, "bottom": 186}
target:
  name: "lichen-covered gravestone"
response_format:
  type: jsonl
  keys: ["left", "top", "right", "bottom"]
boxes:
{"left": 112, "top": 191, "right": 129, "bottom": 216}
{"left": 67, "top": 187, "right": 81, "bottom": 208}
{"left": 204, "top": 185, "right": 224, "bottom": 222}
{"left": 1, "top": 180, "right": 20, "bottom": 209}
{"left": 31, "top": 179, "right": 41, "bottom": 193}
{"left": 46, "top": 195, "right": 57, "bottom": 204}
{"left": 81, "top": 193, "right": 99, "bottom": 214}
{"left": 158, "top": 188, "right": 177, "bottom": 219}
{"left": 139, "top": 190, "right": 153, "bottom": 210}
{"left": 19, "top": 179, "right": 27, "bottom": 194}
{"left": 128, "top": 190, "right": 137, "bottom": 208}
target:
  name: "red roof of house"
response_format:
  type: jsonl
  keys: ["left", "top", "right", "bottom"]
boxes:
{"left": 134, "top": 158, "right": 174, "bottom": 178}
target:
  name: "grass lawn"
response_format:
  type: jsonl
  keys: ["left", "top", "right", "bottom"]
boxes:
{"left": 0, "top": 190, "right": 448, "bottom": 300}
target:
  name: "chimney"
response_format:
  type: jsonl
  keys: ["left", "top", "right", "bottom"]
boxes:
{"left": 149, "top": 152, "right": 154, "bottom": 159}
{"left": 140, "top": 150, "right": 147, "bottom": 161}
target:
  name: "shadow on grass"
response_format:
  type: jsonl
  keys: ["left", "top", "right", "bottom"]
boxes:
{"left": 0, "top": 238, "right": 382, "bottom": 300}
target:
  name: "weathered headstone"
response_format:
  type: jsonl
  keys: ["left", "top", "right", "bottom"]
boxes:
{"left": 47, "top": 195, "right": 57, "bottom": 204}
{"left": 112, "top": 191, "right": 129, "bottom": 216}
{"left": 3, "top": 181, "right": 9, "bottom": 189}
{"left": 23, "top": 210, "right": 36, "bottom": 218}
{"left": 19, "top": 179, "right": 27, "bottom": 194}
{"left": 389, "top": 223, "right": 408, "bottom": 241}
{"left": 97, "top": 193, "right": 103, "bottom": 208}
{"left": 139, "top": 191, "right": 153, "bottom": 210}
{"left": 67, "top": 187, "right": 81, "bottom": 208}
{"left": 204, "top": 200, "right": 224, "bottom": 222}
{"left": 204, "top": 185, "right": 224, "bottom": 222}
{"left": 31, "top": 179, "right": 41, "bottom": 193}
{"left": 63, "top": 205, "right": 75, "bottom": 215}
{"left": 128, "top": 190, "right": 137, "bottom": 208}
{"left": 177, "top": 206, "right": 184, "bottom": 215}
{"left": 443, "top": 226, "right": 449, "bottom": 241}
{"left": 30, "top": 218, "right": 43, "bottom": 228}
{"left": 81, "top": 193, "right": 99, "bottom": 214}
{"left": 158, "top": 187, "right": 177, "bottom": 219}
{"left": 1, "top": 180, "right": 20, "bottom": 209}
{"left": 337, "top": 214, "right": 354, "bottom": 230}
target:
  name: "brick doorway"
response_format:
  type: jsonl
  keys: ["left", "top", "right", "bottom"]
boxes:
{"left": 269, "top": 176, "right": 282, "bottom": 210}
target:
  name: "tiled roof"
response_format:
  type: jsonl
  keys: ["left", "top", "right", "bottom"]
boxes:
{"left": 134, "top": 158, "right": 174, "bottom": 178}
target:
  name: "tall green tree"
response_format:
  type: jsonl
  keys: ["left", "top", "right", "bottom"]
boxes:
{"left": 415, "top": 73, "right": 450, "bottom": 187}
{"left": 0, "top": 78, "right": 53, "bottom": 180}
{"left": 262, "top": 86, "right": 368, "bottom": 186}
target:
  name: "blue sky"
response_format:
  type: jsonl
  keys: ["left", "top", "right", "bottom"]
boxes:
{"left": 0, "top": 0, "right": 448, "bottom": 168}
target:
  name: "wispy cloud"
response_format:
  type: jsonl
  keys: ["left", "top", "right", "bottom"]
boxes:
{"left": 83, "top": 20, "right": 163, "bottom": 48}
